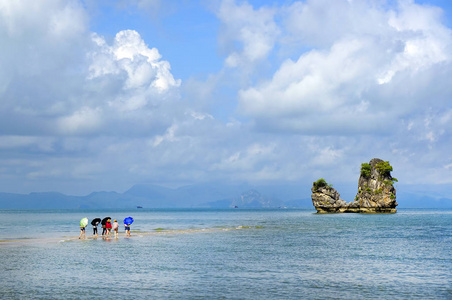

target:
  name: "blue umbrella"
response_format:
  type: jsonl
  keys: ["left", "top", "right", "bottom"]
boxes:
{"left": 124, "top": 217, "right": 134, "bottom": 225}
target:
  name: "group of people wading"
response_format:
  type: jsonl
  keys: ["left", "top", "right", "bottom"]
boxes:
{"left": 79, "top": 217, "right": 132, "bottom": 240}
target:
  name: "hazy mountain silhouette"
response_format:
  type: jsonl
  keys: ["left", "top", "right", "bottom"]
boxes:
{"left": 0, "top": 183, "right": 450, "bottom": 209}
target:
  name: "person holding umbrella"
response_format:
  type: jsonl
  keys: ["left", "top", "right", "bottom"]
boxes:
{"left": 91, "top": 218, "right": 101, "bottom": 238}
{"left": 79, "top": 217, "right": 88, "bottom": 240}
{"left": 124, "top": 217, "right": 133, "bottom": 238}
{"left": 101, "top": 217, "right": 110, "bottom": 238}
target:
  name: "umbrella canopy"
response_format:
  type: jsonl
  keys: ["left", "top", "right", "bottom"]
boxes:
{"left": 80, "top": 217, "right": 89, "bottom": 227}
{"left": 124, "top": 217, "right": 134, "bottom": 225}
{"left": 102, "top": 217, "right": 111, "bottom": 225}
{"left": 91, "top": 218, "right": 101, "bottom": 226}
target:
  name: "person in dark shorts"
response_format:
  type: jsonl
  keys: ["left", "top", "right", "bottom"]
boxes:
{"left": 125, "top": 223, "right": 131, "bottom": 237}
{"left": 102, "top": 223, "right": 106, "bottom": 237}
{"left": 79, "top": 226, "right": 86, "bottom": 239}
{"left": 93, "top": 222, "right": 98, "bottom": 238}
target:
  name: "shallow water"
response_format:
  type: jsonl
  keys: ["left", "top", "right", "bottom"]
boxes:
{"left": 0, "top": 208, "right": 451, "bottom": 299}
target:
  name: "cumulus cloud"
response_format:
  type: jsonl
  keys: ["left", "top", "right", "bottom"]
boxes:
{"left": 217, "top": 0, "right": 279, "bottom": 68}
{"left": 88, "top": 30, "right": 181, "bottom": 112}
{"left": 209, "top": 0, "right": 452, "bottom": 187}
{"left": 238, "top": 0, "right": 452, "bottom": 135}
{"left": 90, "top": 30, "right": 177, "bottom": 91}
{"left": 0, "top": 0, "right": 451, "bottom": 195}
{"left": 0, "top": 0, "right": 185, "bottom": 192}
{"left": 0, "top": 0, "right": 89, "bottom": 114}
{"left": 0, "top": 1, "right": 181, "bottom": 137}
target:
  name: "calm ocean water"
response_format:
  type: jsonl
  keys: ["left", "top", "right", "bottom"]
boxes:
{"left": 0, "top": 208, "right": 451, "bottom": 299}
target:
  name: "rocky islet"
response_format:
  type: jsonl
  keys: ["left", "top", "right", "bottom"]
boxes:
{"left": 311, "top": 158, "right": 398, "bottom": 213}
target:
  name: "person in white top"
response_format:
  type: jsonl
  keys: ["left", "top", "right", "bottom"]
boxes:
{"left": 112, "top": 219, "right": 119, "bottom": 239}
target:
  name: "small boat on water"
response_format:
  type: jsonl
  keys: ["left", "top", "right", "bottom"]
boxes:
{"left": 137, "top": 206, "right": 143, "bottom": 209}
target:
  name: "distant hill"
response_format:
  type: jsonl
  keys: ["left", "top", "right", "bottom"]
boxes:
{"left": 0, "top": 183, "right": 310, "bottom": 209}
{"left": 204, "top": 189, "right": 284, "bottom": 208}
{"left": 0, "top": 192, "right": 79, "bottom": 209}
{"left": 396, "top": 192, "right": 452, "bottom": 208}
{"left": 0, "top": 183, "right": 450, "bottom": 209}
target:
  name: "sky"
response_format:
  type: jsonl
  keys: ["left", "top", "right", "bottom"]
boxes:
{"left": 0, "top": 0, "right": 451, "bottom": 196}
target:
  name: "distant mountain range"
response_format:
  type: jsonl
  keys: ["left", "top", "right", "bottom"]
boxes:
{"left": 0, "top": 184, "right": 312, "bottom": 209}
{"left": 0, "top": 183, "right": 450, "bottom": 209}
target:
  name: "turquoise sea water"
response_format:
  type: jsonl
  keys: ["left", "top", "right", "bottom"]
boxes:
{"left": 0, "top": 208, "right": 451, "bottom": 299}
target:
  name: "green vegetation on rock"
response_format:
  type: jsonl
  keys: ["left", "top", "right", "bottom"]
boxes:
{"left": 312, "top": 158, "right": 398, "bottom": 214}
{"left": 384, "top": 177, "right": 398, "bottom": 186}
{"left": 313, "top": 178, "right": 333, "bottom": 190}
{"left": 375, "top": 161, "right": 393, "bottom": 178}
{"left": 360, "top": 163, "right": 371, "bottom": 178}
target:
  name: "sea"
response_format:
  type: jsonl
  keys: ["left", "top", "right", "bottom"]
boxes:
{"left": 0, "top": 208, "right": 450, "bottom": 299}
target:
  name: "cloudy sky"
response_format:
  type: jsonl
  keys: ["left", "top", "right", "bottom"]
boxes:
{"left": 0, "top": 0, "right": 451, "bottom": 196}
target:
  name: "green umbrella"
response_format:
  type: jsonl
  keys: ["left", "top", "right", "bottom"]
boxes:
{"left": 80, "top": 217, "right": 88, "bottom": 227}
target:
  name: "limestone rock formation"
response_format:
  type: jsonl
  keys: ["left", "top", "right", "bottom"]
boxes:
{"left": 311, "top": 158, "right": 398, "bottom": 213}
{"left": 353, "top": 158, "right": 398, "bottom": 213}
{"left": 311, "top": 179, "right": 348, "bottom": 213}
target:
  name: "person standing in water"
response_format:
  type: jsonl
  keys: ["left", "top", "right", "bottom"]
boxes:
{"left": 101, "top": 222, "right": 107, "bottom": 237}
{"left": 124, "top": 223, "right": 131, "bottom": 237}
{"left": 92, "top": 221, "right": 99, "bottom": 238}
{"left": 106, "top": 219, "right": 112, "bottom": 238}
{"left": 79, "top": 225, "right": 86, "bottom": 240}
{"left": 112, "top": 219, "right": 119, "bottom": 239}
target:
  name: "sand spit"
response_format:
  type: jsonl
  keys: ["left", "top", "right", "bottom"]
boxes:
{"left": 0, "top": 225, "right": 260, "bottom": 246}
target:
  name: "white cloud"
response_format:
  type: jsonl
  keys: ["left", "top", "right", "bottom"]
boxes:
{"left": 210, "top": 142, "right": 277, "bottom": 175}
{"left": 238, "top": 0, "right": 452, "bottom": 134}
{"left": 379, "top": 1, "right": 451, "bottom": 83}
{"left": 57, "top": 106, "right": 103, "bottom": 134}
{"left": 0, "top": 0, "right": 188, "bottom": 192}
{"left": 310, "top": 146, "right": 344, "bottom": 166}
{"left": 217, "top": 0, "right": 279, "bottom": 68}
{"left": 0, "top": 0, "right": 89, "bottom": 112}
{"left": 186, "top": 110, "right": 214, "bottom": 121}
{"left": 0, "top": 2, "right": 182, "bottom": 136}
{"left": 0, "top": 0, "right": 87, "bottom": 39}
{"left": 282, "top": 0, "right": 388, "bottom": 48}
{"left": 88, "top": 30, "right": 181, "bottom": 112}
{"left": 0, "top": 0, "right": 451, "bottom": 195}
{"left": 150, "top": 124, "right": 178, "bottom": 147}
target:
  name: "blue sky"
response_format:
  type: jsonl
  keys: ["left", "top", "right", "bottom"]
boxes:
{"left": 0, "top": 0, "right": 451, "bottom": 196}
